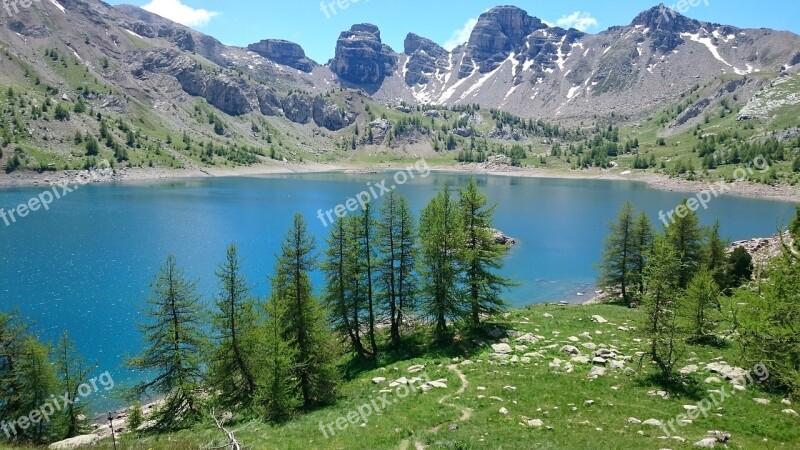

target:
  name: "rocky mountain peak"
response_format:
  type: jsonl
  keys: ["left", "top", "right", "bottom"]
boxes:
{"left": 631, "top": 4, "right": 700, "bottom": 33}
{"left": 350, "top": 23, "right": 382, "bottom": 40}
{"left": 463, "top": 5, "right": 549, "bottom": 74}
{"left": 331, "top": 24, "right": 397, "bottom": 86}
{"left": 404, "top": 33, "right": 446, "bottom": 57}
{"left": 247, "top": 39, "right": 315, "bottom": 73}
{"left": 403, "top": 33, "right": 447, "bottom": 86}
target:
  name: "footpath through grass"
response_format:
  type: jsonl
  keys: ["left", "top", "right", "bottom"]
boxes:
{"left": 68, "top": 303, "right": 800, "bottom": 449}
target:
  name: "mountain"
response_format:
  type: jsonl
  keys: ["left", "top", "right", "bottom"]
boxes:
{"left": 0, "top": 0, "right": 798, "bottom": 174}
{"left": 366, "top": 4, "right": 800, "bottom": 120}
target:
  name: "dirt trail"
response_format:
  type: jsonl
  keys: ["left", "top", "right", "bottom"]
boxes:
{"left": 405, "top": 364, "right": 473, "bottom": 450}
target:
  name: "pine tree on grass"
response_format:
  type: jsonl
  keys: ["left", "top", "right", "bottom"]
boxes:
{"left": 420, "top": 183, "right": 465, "bottom": 342}
{"left": 459, "top": 177, "right": 513, "bottom": 327}
{"left": 53, "top": 332, "right": 94, "bottom": 440}
{"left": 210, "top": 244, "right": 258, "bottom": 410}
{"left": 641, "top": 237, "right": 686, "bottom": 382}
{"left": 270, "top": 214, "right": 339, "bottom": 408}
{"left": 127, "top": 255, "right": 205, "bottom": 429}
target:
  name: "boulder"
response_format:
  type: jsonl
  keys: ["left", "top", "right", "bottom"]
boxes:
{"left": 48, "top": 435, "right": 100, "bottom": 449}
{"left": 247, "top": 39, "right": 315, "bottom": 72}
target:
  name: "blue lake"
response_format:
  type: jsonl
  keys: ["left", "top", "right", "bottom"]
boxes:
{"left": 0, "top": 172, "right": 796, "bottom": 410}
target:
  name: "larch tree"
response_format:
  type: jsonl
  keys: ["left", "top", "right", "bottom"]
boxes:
{"left": 15, "top": 336, "right": 57, "bottom": 442}
{"left": 53, "top": 332, "right": 94, "bottom": 440}
{"left": 641, "top": 237, "right": 686, "bottom": 381}
{"left": 375, "top": 191, "right": 418, "bottom": 348}
{"left": 600, "top": 202, "right": 637, "bottom": 304}
{"left": 269, "top": 214, "right": 339, "bottom": 408}
{"left": 631, "top": 212, "right": 655, "bottom": 299}
{"left": 322, "top": 218, "right": 369, "bottom": 360}
{"left": 704, "top": 221, "right": 729, "bottom": 290}
{"left": 127, "top": 255, "right": 205, "bottom": 429}
{"left": 459, "top": 177, "right": 512, "bottom": 327}
{"left": 358, "top": 202, "right": 379, "bottom": 357}
{"left": 257, "top": 291, "right": 300, "bottom": 422}
{"left": 420, "top": 183, "right": 465, "bottom": 342}
{"left": 665, "top": 199, "right": 704, "bottom": 289}
{"left": 210, "top": 244, "right": 258, "bottom": 410}
{"left": 683, "top": 269, "right": 721, "bottom": 343}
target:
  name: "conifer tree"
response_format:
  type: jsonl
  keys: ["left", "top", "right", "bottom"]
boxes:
{"left": 665, "top": 199, "right": 704, "bottom": 288}
{"left": 270, "top": 214, "right": 339, "bottom": 408}
{"left": 684, "top": 270, "right": 721, "bottom": 343}
{"left": 53, "top": 332, "right": 94, "bottom": 440}
{"left": 15, "top": 337, "right": 57, "bottom": 442}
{"left": 322, "top": 218, "right": 369, "bottom": 359}
{"left": 459, "top": 178, "right": 512, "bottom": 326}
{"left": 257, "top": 293, "right": 300, "bottom": 422}
{"left": 210, "top": 245, "right": 258, "bottom": 409}
{"left": 600, "top": 202, "right": 637, "bottom": 303}
{"left": 704, "top": 221, "right": 729, "bottom": 290}
{"left": 127, "top": 255, "right": 205, "bottom": 429}
{"left": 641, "top": 237, "right": 686, "bottom": 381}
{"left": 631, "top": 212, "right": 655, "bottom": 299}
{"left": 376, "top": 191, "right": 418, "bottom": 348}
{"left": 420, "top": 183, "right": 465, "bottom": 341}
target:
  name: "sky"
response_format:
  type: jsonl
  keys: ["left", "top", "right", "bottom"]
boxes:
{"left": 107, "top": 0, "right": 800, "bottom": 63}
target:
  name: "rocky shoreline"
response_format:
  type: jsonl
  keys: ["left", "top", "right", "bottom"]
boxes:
{"left": 2, "top": 163, "right": 799, "bottom": 204}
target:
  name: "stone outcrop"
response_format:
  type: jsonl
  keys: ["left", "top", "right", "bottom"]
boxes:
{"left": 403, "top": 33, "right": 447, "bottom": 85}
{"left": 331, "top": 24, "right": 398, "bottom": 85}
{"left": 247, "top": 39, "right": 315, "bottom": 72}
{"left": 312, "top": 96, "right": 355, "bottom": 131}
{"left": 630, "top": 5, "right": 701, "bottom": 52}
{"left": 48, "top": 434, "right": 100, "bottom": 449}
{"left": 461, "top": 5, "right": 549, "bottom": 76}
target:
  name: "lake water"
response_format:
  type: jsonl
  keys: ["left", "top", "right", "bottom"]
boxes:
{"left": 0, "top": 172, "right": 796, "bottom": 410}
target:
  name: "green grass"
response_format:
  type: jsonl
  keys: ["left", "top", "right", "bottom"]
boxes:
{"left": 59, "top": 302, "right": 800, "bottom": 450}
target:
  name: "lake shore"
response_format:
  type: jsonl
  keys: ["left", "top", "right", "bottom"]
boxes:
{"left": 1, "top": 161, "right": 798, "bottom": 203}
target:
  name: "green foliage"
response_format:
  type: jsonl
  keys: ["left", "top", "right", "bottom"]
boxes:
{"left": 641, "top": 237, "right": 685, "bottom": 381}
{"left": 14, "top": 336, "right": 58, "bottom": 442}
{"left": 726, "top": 246, "right": 753, "bottom": 288}
{"left": 127, "top": 255, "right": 205, "bottom": 430}
{"left": 375, "top": 191, "right": 418, "bottom": 349}
{"left": 269, "top": 214, "right": 339, "bottom": 408}
{"left": 420, "top": 183, "right": 465, "bottom": 342}
{"left": 209, "top": 245, "right": 258, "bottom": 410}
{"left": 85, "top": 136, "right": 99, "bottom": 156}
{"left": 53, "top": 103, "right": 70, "bottom": 121}
{"left": 127, "top": 402, "right": 144, "bottom": 432}
{"left": 738, "top": 255, "right": 800, "bottom": 395}
{"left": 790, "top": 206, "right": 800, "bottom": 246}
{"left": 665, "top": 199, "right": 704, "bottom": 288}
{"left": 683, "top": 270, "right": 721, "bottom": 342}
{"left": 600, "top": 203, "right": 654, "bottom": 304}
{"left": 459, "top": 178, "right": 512, "bottom": 326}
{"left": 52, "top": 332, "right": 94, "bottom": 440}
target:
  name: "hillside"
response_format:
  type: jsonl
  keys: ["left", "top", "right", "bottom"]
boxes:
{"left": 45, "top": 303, "right": 799, "bottom": 450}
{"left": 0, "top": 1, "right": 798, "bottom": 190}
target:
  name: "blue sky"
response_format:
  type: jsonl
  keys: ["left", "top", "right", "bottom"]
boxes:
{"left": 108, "top": 0, "right": 800, "bottom": 63}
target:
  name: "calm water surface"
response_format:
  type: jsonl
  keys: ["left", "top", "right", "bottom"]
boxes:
{"left": 0, "top": 172, "right": 796, "bottom": 409}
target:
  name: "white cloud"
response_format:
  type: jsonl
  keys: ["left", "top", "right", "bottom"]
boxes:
{"left": 554, "top": 11, "right": 599, "bottom": 32}
{"left": 443, "top": 17, "right": 478, "bottom": 51}
{"left": 142, "top": 0, "right": 219, "bottom": 27}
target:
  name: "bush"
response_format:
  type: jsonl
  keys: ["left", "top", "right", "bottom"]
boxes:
{"left": 738, "top": 256, "right": 800, "bottom": 395}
